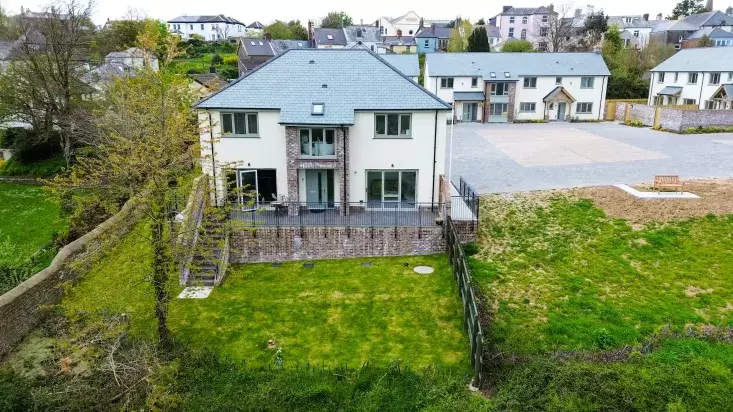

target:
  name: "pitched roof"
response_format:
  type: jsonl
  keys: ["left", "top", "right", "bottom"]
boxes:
{"left": 343, "top": 26, "right": 381, "bottom": 43}
{"left": 657, "top": 86, "right": 683, "bottom": 96}
{"left": 389, "top": 11, "right": 420, "bottom": 24}
{"left": 415, "top": 25, "right": 452, "bottom": 39}
{"left": 606, "top": 16, "right": 658, "bottom": 29}
{"left": 683, "top": 10, "right": 733, "bottom": 27}
{"left": 425, "top": 52, "right": 611, "bottom": 79}
{"left": 313, "top": 28, "right": 348, "bottom": 46}
{"left": 168, "top": 15, "right": 244, "bottom": 24}
{"left": 380, "top": 54, "right": 419, "bottom": 77}
{"left": 499, "top": 6, "right": 552, "bottom": 16}
{"left": 240, "top": 38, "right": 275, "bottom": 57}
{"left": 0, "top": 40, "right": 13, "bottom": 60}
{"left": 191, "top": 73, "right": 229, "bottom": 89}
{"left": 543, "top": 86, "right": 576, "bottom": 102}
{"left": 195, "top": 49, "right": 450, "bottom": 125}
{"left": 270, "top": 39, "right": 312, "bottom": 55}
{"left": 246, "top": 21, "right": 264, "bottom": 29}
{"left": 686, "top": 27, "right": 733, "bottom": 39}
{"left": 651, "top": 47, "right": 733, "bottom": 72}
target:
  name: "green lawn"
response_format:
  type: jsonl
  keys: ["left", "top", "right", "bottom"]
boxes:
{"left": 171, "top": 53, "right": 237, "bottom": 75}
{"left": 61, "top": 223, "right": 468, "bottom": 368}
{"left": 471, "top": 194, "right": 733, "bottom": 354}
{"left": 0, "top": 183, "right": 64, "bottom": 267}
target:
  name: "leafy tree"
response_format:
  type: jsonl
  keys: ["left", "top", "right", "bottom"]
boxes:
{"left": 572, "top": 11, "right": 608, "bottom": 51}
{"left": 211, "top": 53, "right": 223, "bottom": 65}
{"left": 264, "top": 21, "right": 294, "bottom": 40}
{"left": 94, "top": 19, "right": 148, "bottom": 59}
{"left": 697, "top": 34, "right": 714, "bottom": 47}
{"left": 543, "top": 1, "right": 574, "bottom": 52}
{"left": 467, "top": 27, "right": 490, "bottom": 52}
{"left": 669, "top": 0, "right": 708, "bottom": 19}
{"left": 601, "top": 24, "right": 624, "bottom": 71}
{"left": 320, "top": 11, "right": 353, "bottom": 29}
{"left": 447, "top": 19, "right": 472, "bottom": 52}
{"left": 288, "top": 20, "right": 308, "bottom": 40}
{"left": 501, "top": 39, "right": 534, "bottom": 52}
{"left": 477, "top": 18, "right": 486, "bottom": 25}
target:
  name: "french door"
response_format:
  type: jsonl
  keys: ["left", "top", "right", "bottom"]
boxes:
{"left": 366, "top": 170, "right": 417, "bottom": 209}
{"left": 234, "top": 169, "right": 277, "bottom": 209}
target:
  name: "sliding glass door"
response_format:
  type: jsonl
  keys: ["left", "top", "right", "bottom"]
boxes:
{"left": 366, "top": 170, "right": 417, "bottom": 209}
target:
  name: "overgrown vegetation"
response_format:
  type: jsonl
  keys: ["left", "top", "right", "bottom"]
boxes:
{"left": 681, "top": 125, "right": 733, "bottom": 134}
{"left": 625, "top": 119, "right": 645, "bottom": 127}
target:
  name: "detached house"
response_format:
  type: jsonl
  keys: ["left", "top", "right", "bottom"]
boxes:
{"left": 236, "top": 36, "right": 312, "bottom": 76}
{"left": 495, "top": 5, "right": 556, "bottom": 50}
{"left": 649, "top": 47, "right": 733, "bottom": 109}
{"left": 167, "top": 15, "right": 246, "bottom": 40}
{"left": 194, "top": 49, "right": 450, "bottom": 209}
{"left": 425, "top": 52, "right": 610, "bottom": 122}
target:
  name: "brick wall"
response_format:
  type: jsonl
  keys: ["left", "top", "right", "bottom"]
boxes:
{"left": 0, "top": 196, "right": 144, "bottom": 358}
{"left": 507, "top": 82, "right": 517, "bottom": 123}
{"left": 229, "top": 226, "right": 447, "bottom": 263}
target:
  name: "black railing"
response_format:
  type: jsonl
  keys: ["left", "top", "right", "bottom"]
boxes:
{"left": 229, "top": 202, "right": 452, "bottom": 228}
{"left": 458, "top": 176, "right": 480, "bottom": 219}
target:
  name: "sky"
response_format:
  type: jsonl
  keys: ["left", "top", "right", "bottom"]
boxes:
{"left": 1, "top": 0, "right": 692, "bottom": 25}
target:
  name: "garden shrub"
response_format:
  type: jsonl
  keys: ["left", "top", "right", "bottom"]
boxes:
{"left": 463, "top": 242, "right": 479, "bottom": 256}
{"left": 210, "top": 53, "right": 223, "bottom": 65}
{"left": 625, "top": 119, "right": 644, "bottom": 127}
{"left": 222, "top": 55, "right": 238, "bottom": 65}
{"left": 0, "top": 155, "right": 66, "bottom": 177}
{"left": 0, "top": 128, "right": 61, "bottom": 163}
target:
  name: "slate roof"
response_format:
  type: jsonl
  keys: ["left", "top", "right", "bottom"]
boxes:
{"left": 499, "top": 6, "right": 552, "bottom": 16}
{"left": 686, "top": 27, "right": 733, "bottom": 39}
{"left": 453, "top": 91, "right": 485, "bottom": 101}
{"left": 652, "top": 11, "right": 733, "bottom": 33}
{"left": 382, "top": 36, "right": 416, "bottom": 46}
{"left": 246, "top": 21, "right": 264, "bottom": 29}
{"left": 0, "top": 40, "right": 15, "bottom": 60}
{"left": 650, "top": 47, "right": 733, "bottom": 72}
{"left": 195, "top": 49, "right": 450, "bottom": 125}
{"left": 168, "top": 15, "right": 244, "bottom": 24}
{"left": 380, "top": 54, "right": 419, "bottom": 77}
{"left": 270, "top": 40, "right": 312, "bottom": 54}
{"left": 720, "top": 84, "right": 733, "bottom": 98}
{"left": 191, "top": 73, "right": 229, "bottom": 89}
{"left": 343, "top": 26, "right": 381, "bottom": 43}
{"left": 240, "top": 38, "right": 275, "bottom": 57}
{"left": 415, "top": 25, "right": 452, "bottom": 39}
{"left": 426, "top": 52, "right": 611, "bottom": 79}
{"left": 543, "top": 86, "right": 576, "bottom": 102}
{"left": 313, "top": 28, "right": 348, "bottom": 46}
{"left": 657, "top": 86, "right": 683, "bottom": 96}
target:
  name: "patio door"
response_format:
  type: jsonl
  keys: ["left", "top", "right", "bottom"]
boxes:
{"left": 366, "top": 170, "right": 417, "bottom": 209}
{"left": 234, "top": 169, "right": 277, "bottom": 209}
{"left": 238, "top": 170, "right": 257, "bottom": 209}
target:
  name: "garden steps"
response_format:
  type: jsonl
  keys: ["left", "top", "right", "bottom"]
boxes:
{"left": 187, "top": 211, "right": 229, "bottom": 286}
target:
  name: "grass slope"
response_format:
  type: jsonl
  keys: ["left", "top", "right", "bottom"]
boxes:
{"left": 472, "top": 194, "right": 733, "bottom": 354}
{"left": 0, "top": 183, "right": 64, "bottom": 267}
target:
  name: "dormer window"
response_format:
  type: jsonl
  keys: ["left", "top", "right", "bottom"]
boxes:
{"left": 312, "top": 103, "right": 324, "bottom": 115}
{"left": 356, "top": 28, "right": 363, "bottom": 37}
{"left": 259, "top": 41, "right": 263, "bottom": 45}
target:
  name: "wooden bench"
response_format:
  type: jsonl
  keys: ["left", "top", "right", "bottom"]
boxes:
{"left": 653, "top": 175, "right": 685, "bottom": 193}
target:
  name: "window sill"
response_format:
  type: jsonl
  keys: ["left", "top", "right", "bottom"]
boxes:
{"left": 524, "top": 87, "right": 536, "bottom": 89}
{"left": 374, "top": 136, "right": 413, "bottom": 139}
{"left": 221, "top": 135, "right": 260, "bottom": 138}
{"left": 580, "top": 87, "right": 594, "bottom": 89}
{"left": 300, "top": 155, "right": 337, "bottom": 160}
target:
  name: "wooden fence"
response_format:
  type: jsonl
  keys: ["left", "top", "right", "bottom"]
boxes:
{"left": 446, "top": 216, "right": 484, "bottom": 388}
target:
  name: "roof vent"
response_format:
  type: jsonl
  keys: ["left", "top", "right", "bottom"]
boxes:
{"left": 322, "top": 84, "right": 327, "bottom": 88}
{"left": 309, "top": 59, "right": 315, "bottom": 64}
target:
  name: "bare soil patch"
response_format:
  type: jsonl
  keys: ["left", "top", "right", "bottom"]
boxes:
{"left": 572, "top": 179, "right": 733, "bottom": 224}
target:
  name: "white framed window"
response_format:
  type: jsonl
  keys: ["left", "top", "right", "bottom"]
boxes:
{"left": 705, "top": 100, "right": 715, "bottom": 109}
{"left": 221, "top": 112, "right": 258, "bottom": 137}
{"left": 674, "top": 72, "right": 679, "bottom": 82}
{"left": 542, "top": 15, "right": 548, "bottom": 23}
{"left": 522, "top": 16, "right": 528, "bottom": 24}
{"left": 576, "top": 102, "right": 593, "bottom": 113}
{"left": 658, "top": 73, "right": 665, "bottom": 83}
{"left": 189, "top": 24, "right": 193, "bottom": 30}
{"left": 508, "top": 27, "right": 514, "bottom": 37}
{"left": 490, "top": 82, "right": 509, "bottom": 95}
{"left": 555, "top": 76, "right": 562, "bottom": 84}
{"left": 581, "top": 77, "right": 595, "bottom": 88}
{"left": 424, "top": 39, "right": 429, "bottom": 47}
{"left": 201, "top": 24, "right": 204, "bottom": 30}
{"left": 540, "top": 27, "right": 548, "bottom": 37}
{"left": 625, "top": 17, "right": 632, "bottom": 23}
{"left": 728, "top": 72, "right": 733, "bottom": 81}
{"left": 633, "top": 30, "right": 639, "bottom": 37}
{"left": 688, "top": 73, "right": 698, "bottom": 84}
{"left": 375, "top": 113, "right": 412, "bottom": 138}
{"left": 440, "top": 78, "right": 454, "bottom": 88}
{"left": 519, "top": 102, "right": 536, "bottom": 112}
{"left": 471, "top": 77, "right": 478, "bottom": 87}
{"left": 509, "top": 17, "right": 515, "bottom": 23}
{"left": 300, "top": 128, "right": 335, "bottom": 157}
{"left": 683, "top": 98, "right": 696, "bottom": 105}
{"left": 523, "top": 77, "right": 537, "bottom": 88}
{"left": 520, "top": 29, "right": 527, "bottom": 39}
{"left": 709, "top": 72, "right": 721, "bottom": 85}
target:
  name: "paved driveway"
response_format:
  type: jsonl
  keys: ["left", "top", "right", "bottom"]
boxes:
{"left": 448, "top": 122, "right": 733, "bottom": 193}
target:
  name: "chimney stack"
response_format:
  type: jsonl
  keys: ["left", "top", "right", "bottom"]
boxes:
{"left": 586, "top": 4, "right": 595, "bottom": 15}
{"left": 397, "top": 29, "right": 402, "bottom": 38}
{"left": 656, "top": 13, "right": 663, "bottom": 20}
{"left": 705, "top": 0, "right": 713, "bottom": 11}
{"left": 419, "top": 17, "right": 424, "bottom": 29}
{"left": 307, "top": 20, "right": 313, "bottom": 41}
{"left": 726, "top": 6, "right": 733, "bottom": 15}
{"left": 264, "top": 32, "right": 272, "bottom": 41}
{"left": 643, "top": 13, "right": 649, "bottom": 21}
{"left": 503, "top": 5, "right": 513, "bottom": 12}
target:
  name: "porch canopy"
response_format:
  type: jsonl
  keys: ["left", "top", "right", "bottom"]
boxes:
{"left": 710, "top": 84, "right": 733, "bottom": 100}
{"left": 658, "top": 86, "right": 683, "bottom": 96}
{"left": 542, "top": 86, "right": 576, "bottom": 103}
{"left": 707, "top": 84, "right": 733, "bottom": 109}
{"left": 453, "top": 91, "right": 484, "bottom": 101}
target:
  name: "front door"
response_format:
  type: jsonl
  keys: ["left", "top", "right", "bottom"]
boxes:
{"left": 305, "top": 169, "right": 334, "bottom": 208}
{"left": 557, "top": 102, "right": 567, "bottom": 121}
{"left": 462, "top": 103, "right": 478, "bottom": 122}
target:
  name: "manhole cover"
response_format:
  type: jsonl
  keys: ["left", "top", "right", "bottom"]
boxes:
{"left": 303, "top": 263, "right": 314, "bottom": 268}
{"left": 361, "top": 262, "right": 372, "bottom": 267}
{"left": 413, "top": 266, "right": 434, "bottom": 274}
{"left": 272, "top": 262, "right": 282, "bottom": 267}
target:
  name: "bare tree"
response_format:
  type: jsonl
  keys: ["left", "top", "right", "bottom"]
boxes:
{"left": 537, "top": 2, "right": 575, "bottom": 52}
{"left": 214, "top": 24, "right": 231, "bottom": 40}
{"left": 0, "top": 0, "right": 96, "bottom": 166}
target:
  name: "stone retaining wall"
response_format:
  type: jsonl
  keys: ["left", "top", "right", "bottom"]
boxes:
{"left": 0, "top": 196, "right": 144, "bottom": 358}
{"left": 620, "top": 104, "right": 733, "bottom": 131}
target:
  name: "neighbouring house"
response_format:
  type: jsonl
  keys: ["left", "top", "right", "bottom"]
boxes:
{"left": 381, "top": 54, "right": 420, "bottom": 81}
{"left": 650, "top": 10, "right": 733, "bottom": 49}
{"left": 382, "top": 32, "right": 417, "bottom": 53}
{"left": 375, "top": 11, "right": 422, "bottom": 37}
{"left": 236, "top": 36, "right": 312, "bottom": 76}
{"left": 313, "top": 28, "right": 348, "bottom": 49}
{"left": 167, "top": 15, "right": 246, "bottom": 41}
{"left": 194, "top": 49, "right": 450, "bottom": 210}
{"left": 343, "top": 26, "right": 383, "bottom": 53}
{"left": 494, "top": 5, "right": 556, "bottom": 50}
{"left": 415, "top": 24, "right": 452, "bottom": 53}
{"left": 82, "top": 61, "right": 133, "bottom": 93}
{"left": 190, "top": 73, "right": 229, "bottom": 97}
{"left": 648, "top": 47, "right": 733, "bottom": 109}
{"left": 104, "top": 47, "right": 159, "bottom": 71}
{"left": 425, "top": 52, "right": 610, "bottom": 122}
{"left": 681, "top": 27, "right": 733, "bottom": 47}
{"left": 567, "top": 6, "right": 660, "bottom": 50}
{"left": 245, "top": 21, "right": 264, "bottom": 36}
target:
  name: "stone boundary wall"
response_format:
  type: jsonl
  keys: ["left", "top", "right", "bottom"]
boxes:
{"left": 629, "top": 104, "right": 656, "bottom": 125}
{"left": 0, "top": 196, "right": 145, "bottom": 358}
{"left": 230, "top": 226, "right": 447, "bottom": 263}
{"left": 622, "top": 104, "right": 733, "bottom": 131}
{"left": 677, "top": 110, "right": 733, "bottom": 130}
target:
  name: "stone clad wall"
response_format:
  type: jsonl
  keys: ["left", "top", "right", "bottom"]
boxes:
{"left": 678, "top": 110, "right": 733, "bottom": 130}
{"left": 630, "top": 104, "right": 656, "bottom": 125}
{"left": 0, "top": 197, "right": 144, "bottom": 358}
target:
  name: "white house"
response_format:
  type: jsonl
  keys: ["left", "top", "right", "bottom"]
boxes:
{"left": 194, "top": 49, "right": 450, "bottom": 208}
{"left": 425, "top": 52, "right": 610, "bottom": 122}
{"left": 375, "top": 11, "right": 422, "bottom": 37}
{"left": 649, "top": 47, "right": 733, "bottom": 110}
{"left": 494, "top": 5, "right": 555, "bottom": 50}
{"left": 104, "top": 47, "right": 159, "bottom": 71}
{"left": 167, "top": 15, "right": 246, "bottom": 41}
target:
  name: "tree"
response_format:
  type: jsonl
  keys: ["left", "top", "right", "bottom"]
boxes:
{"left": 467, "top": 27, "right": 490, "bottom": 52}
{"left": 447, "top": 19, "right": 472, "bottom": 52}
{"left": 573, "top": 10, "right": 608, "bottom": 51}
{"left": 501, "top": 39, "right": 534, "bottom": 52}
{"left": 697, "top": 34, "right": 714, "bottom": 47}
{"left": 669, "top": 0, "right": 708, "bottom": 19}
{"left": 541, "top": 2, "right": 574, "bottom": 52}
{"left": 0, "top": 0, "right": 96, "bottom": 166}
{"left": 477, "top": 18, "right": 486, "bottom": 25}
{"left": 93, "top": 19, "right": 149, "bottom": 60}
{"left": 288, "top": 20, "right": 308, "bottom": 40}
{"left": 264, "top": 21, "right": 296, "bottom": 40}
{"left": 601, "top": 24, "right": 624, "bottom": 70}
{"left": 320, "top": 11, "right": 352, "bottom": 29}
{"left": 53, "top": 29, "right": 196, "bottom": 350}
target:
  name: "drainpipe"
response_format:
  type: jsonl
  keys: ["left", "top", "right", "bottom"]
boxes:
{"left": 598, "top": 76, "right": 607, "bottom": 120}
{"left": 341, "top": 125, "right": 347, "bottom": 206}
{"left": 431, "top": 110, "right": 438, "bottom": 207}
{"left": 698, "top": 72, "right": 704, "bottom": 108}
{"left": 208, "top": 111, "right": 218, "bottom": 206}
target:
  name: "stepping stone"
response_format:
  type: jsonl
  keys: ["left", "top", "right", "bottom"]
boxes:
{"left": 361, "top": 262, "right": 372, "bottom": 267}
{"left": 413, "top": 266, "right": 434, "bottom": 275}
{"left": 303, "top": 263, "right": 314, "bottom": 268}
{"left": 178, "top": 286, "right": 213, "bottom": 299}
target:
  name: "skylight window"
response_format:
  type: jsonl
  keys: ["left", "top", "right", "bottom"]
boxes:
{"left": 504, "top": 72, "right": 510, "bottom": 78}
{"left": 490, "top": 72, "right": 496, "bottom": 78}
{"left": 259, "top": 41, "right": 263, "bottom": 45}
{"left": 250, "top": 41, "right": 255, "bottom": 45}
{"left": 312, "top": 103, "right": 324, "bottom": 115}
{"left": 297, "top": 42, "right": 303, "bottom": 46}
{"left": 327, "top": 34, "right": 333, "bottom": 40}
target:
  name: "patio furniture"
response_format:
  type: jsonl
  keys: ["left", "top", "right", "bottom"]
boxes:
{"left": 653, "top": 175, "right": 684, "bottom": 193}
{"left": 272, "top": 194, "right": 288, "bottom": 215}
